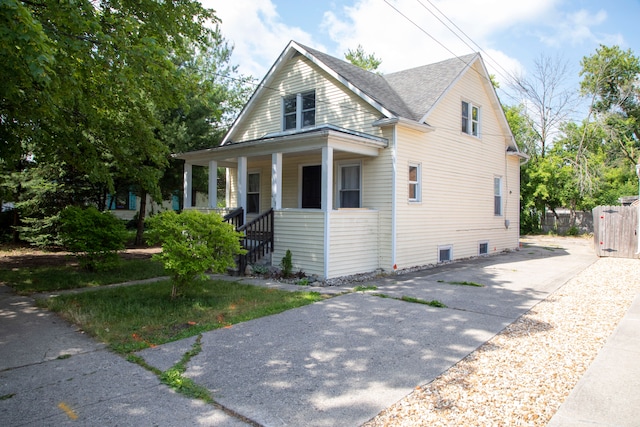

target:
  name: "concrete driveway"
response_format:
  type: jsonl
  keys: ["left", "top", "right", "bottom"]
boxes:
{"left": 137, "top": 236, "right": 597, "bottom": 426}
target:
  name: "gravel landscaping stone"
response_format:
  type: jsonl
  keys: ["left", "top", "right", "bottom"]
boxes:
{"left": 362, "top": 256, "right": 640, "bottom": 426}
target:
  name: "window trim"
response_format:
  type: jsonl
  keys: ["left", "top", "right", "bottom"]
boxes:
{"left": 438, "top": 245, "right": 453, "bottom": 263}
{"left": 494, "top": 176, "right": 503, "bottom": 216}
{"left": 247, "top": 170, "right": 261, "bottom": 214}
{"left": 461, "top": 100, "right": 480, "bottom": 137}
{"left": 336, "top": 161, "right": 362, "bottom": 208}
{"left": 478, "top": 241, "right": 489, "bottom": 256}
{"left": 408, "top": 163, "right": 421, "bottom": 203}
{"left": 282, "top": 90, "right": 316, "bottom": 131}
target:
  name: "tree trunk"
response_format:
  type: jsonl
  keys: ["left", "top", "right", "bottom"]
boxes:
{"left": 135, "top": 190, "right": 147, "bottom": 246}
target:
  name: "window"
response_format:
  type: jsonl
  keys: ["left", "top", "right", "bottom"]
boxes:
{"left": 247, "top": 172, "right": 260, "bottom": 214}
{"left": 438, "top": 245, "right": 452, "bottom": 263}
{"left": 107, "top": 189, "right": 136, "bottom": 210}
{"left": 338, "top": 163, "right": 361, "bottom": 208}
{"left": 494, "top": 177, "right": 502, "bottom": 216}
{"left": 283, "top": 90, "right": 315, "bottom": 130}
{"left": 461, "top": 100, "right": 480, "bottom": 136}
{"left": 408, "top": 163, "right": 421, "bottom": 202}
{"left": 479, "top": 242, "right": 489, "bottom": 255}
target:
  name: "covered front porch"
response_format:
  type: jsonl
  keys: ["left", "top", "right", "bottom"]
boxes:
{"left": 177, "top": 126, "right": 388, "bottom": 279}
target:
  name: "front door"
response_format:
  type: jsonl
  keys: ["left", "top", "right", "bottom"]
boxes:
{"left": 301, "top": 165, "right": 321, "bottom": 209}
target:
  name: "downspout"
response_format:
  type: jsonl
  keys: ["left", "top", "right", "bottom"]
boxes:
{"left": 391, "top": 125, "right": 398, "bottom": 271}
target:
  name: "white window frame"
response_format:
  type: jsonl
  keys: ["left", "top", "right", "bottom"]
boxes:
{"left": 408, "top": 163, "right": 421, "bottom": 203}
{"left": 336, "top": 161, "right": 362, "bottom": 208}
{"left": 478, "top": 241, "right": 489, "bottom": 256}
{"left": 461, "top": 100, "right": 480, "bottom": 137}
{"left": 282, "top": 90, "right": 315, "bottom": 131}
{"left": 494, "top": 176, "right": 502, "bottom": 216}
{"left": 438, "top": 245, "right": 453, "bottom": 263}
{"left": 247, "top": 170, "right": 261, "bottom": 214}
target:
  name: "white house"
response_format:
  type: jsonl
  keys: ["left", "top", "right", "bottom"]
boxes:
{"left": 176, "top": 41, "right": 527, "bottom": 279}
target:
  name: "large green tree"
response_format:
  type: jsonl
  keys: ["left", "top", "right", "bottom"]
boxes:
{"left": 1, "top": 1, "right": 250, "bottom": 245}
{"left": 580, "top": 45, "right": 640, "bottom": 167}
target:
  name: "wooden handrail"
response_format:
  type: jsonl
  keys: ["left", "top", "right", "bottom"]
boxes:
{"left": 223, "top": 207, "right": 244, "bottom": 229}
{"left": 237, "top": 208, "right": 274, "bottom": 275}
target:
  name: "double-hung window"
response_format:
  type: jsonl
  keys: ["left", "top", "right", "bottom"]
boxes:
{"left": 338, "top": 163, "right": 361, "bottom": 208}
{"left": 283, "top": 90, "right": 315, "bottom": 131}
{"left": 408, "top": 163, "right": 421, "bottom": 202}
{"left": 461, "top": 100, "right": 480, "bottom": 137}
{"left": 494, "top": 177, "right": 502, "bottom": 216}
{"left": 247, "top": 172, "right": 260, "bottom": 214}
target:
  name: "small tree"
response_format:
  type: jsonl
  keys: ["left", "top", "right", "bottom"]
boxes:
{"left": 146, "top": 210, "right": 245, "bottom": 299}
{"left": 59, "top": 206, "right": 128, "bottom": 271}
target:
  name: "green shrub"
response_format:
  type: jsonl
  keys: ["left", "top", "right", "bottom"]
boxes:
{"left": 59, "top": 206, "right": 128, "bottom": 271}
{"left": 280, "top": 249, "right": 293, "bottom": 278}
{"left": 565, "top": 226, "right": 580, "bottom": 236}
{"left": 146, "top": 210, "right": 246, "bottom": 299}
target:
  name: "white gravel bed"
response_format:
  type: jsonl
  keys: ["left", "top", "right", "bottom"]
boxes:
{"left": 363, "top": 256, "right": 640, "bottom": 426}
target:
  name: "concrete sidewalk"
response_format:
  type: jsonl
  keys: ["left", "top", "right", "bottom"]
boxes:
{"left": 547, "top": 292, "right": 640, "bottom": 427}
{"left": 1, "top": 236, "right": 634, "bottom": 426}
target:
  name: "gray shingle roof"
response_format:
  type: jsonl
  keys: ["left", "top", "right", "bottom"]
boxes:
{"left": 297, "top": 42, "right": 478, "bottom": 122}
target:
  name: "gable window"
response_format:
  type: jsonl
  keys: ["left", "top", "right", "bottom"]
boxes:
{"left": 438, "top": 245, "right": 452, "bottom": 263}
{"left": 338, "top": 162, "right": 361, "bottom": 208}
{"left": 247, "top": 172, "right": 260, "bottom": 214}
{"left": 283, "top": 90, "right": 315, "bottom": 131}
{"left": 461, "top": 100, "right": 480, "bottom": 136}
{"left": 409, "top": 163, "right": 421, "bottom": 202}
{"left": 494, "top": 177, "right": 502, "bottom": 216}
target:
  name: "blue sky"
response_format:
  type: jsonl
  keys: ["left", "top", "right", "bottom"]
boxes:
{"left": 203, "top": 0, "right": 640, "bottom": 104}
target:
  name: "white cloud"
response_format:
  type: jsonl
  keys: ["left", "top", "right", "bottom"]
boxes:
{"left": 537, "top": 8, "right": 622, "bottom": 48}
{"left": 202, "top": 0, "right": 323, "bottom": 78}
{"left": 319, "top": 0, "right": 555, "bottom": 73}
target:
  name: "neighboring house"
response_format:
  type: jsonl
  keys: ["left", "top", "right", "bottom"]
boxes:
{"left": 176, "top": 41, "right": 527, "bottom": 279}
{"left": 106, "top": 191, "right": 198, "bottom": 221}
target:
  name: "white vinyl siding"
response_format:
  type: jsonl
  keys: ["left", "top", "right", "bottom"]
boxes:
{"left": 229, "top": 55, "right": 384, "bottom": 142}
{"left": 328, "top": 209, "right": 379, "bottom": 277}
{"left": 273, "top": 210, "right": 324, "bottom": 277}
{"left": 394, "top": 60, "right": 519, "bottom": 269}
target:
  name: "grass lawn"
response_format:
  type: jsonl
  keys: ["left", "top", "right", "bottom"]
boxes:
{"left": 38, "top": 278, "right": 326, "bottom": 354}
{"left": 0, "top": 259, "right": 166, "bottom": 294}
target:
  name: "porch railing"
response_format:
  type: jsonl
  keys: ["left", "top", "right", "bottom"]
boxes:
{"left": 222, "top": 207, "right": 244, "bottom": 229}
{"left": 236, "top": 208, "right": 274, "bottom": 275}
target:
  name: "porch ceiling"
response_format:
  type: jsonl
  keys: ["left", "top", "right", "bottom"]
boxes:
{"left": 174, "top": 125, "right": 388, "bottom": 167}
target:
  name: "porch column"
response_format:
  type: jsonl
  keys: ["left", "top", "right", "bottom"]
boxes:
{"left": 322, "top": 146, "right": 333, "bottom": 279}
{"left": 271, "top": 152, "right": 282, "bottom": 210}
{"left": 208, "top": 160, "right": 217, "bottom": 208}
{"left": 321, "top": 147, "right": 333, "bottom": 212}
{"left": 183, "top": 162, "right": 193, "bottom": 208}
{"left": 237, "top": 156, "right": 247, "bottom": 223}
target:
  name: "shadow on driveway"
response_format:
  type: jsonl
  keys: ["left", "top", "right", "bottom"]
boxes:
{"left": 139, "top": 236, "right": 597, "bottom": 426}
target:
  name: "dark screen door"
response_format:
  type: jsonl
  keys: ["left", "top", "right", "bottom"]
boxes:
{"left": 301, "top": 165, "right": 321, "bottom": 209}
